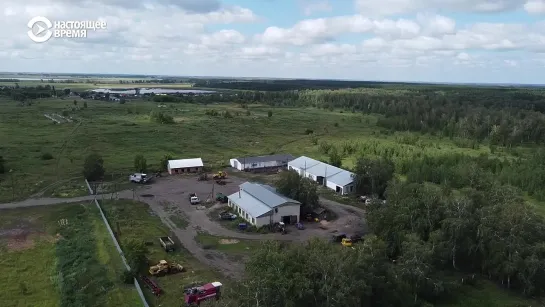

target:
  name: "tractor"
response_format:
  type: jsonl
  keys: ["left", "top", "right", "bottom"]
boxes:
{"left": 148, "top": 260, "right": 184, "bottom": 276}
{"left": 213, "top": 171, "right": 227, "bottom": 180}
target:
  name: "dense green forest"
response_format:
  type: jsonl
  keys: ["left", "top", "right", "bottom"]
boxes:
{"left": 215, "top": 158, "right": 545, "bottom": 307}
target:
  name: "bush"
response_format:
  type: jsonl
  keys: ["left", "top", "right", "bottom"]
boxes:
{"left": 120, "top": 270, "right": 136, "bottom": 284}
{"left": 205, "top": 109, "right": 219, "bottom": 116}
{"left": 41, "top": 153, "right": 54, "bottom": 160}
{"left": 305, "top": 128, "right": 314, "bottom": 135}
{"left": 150, "top": 111, "right": 174, "bottom": 124}
{"left": 268, "top": 110, "right": 273, "bottom": 117}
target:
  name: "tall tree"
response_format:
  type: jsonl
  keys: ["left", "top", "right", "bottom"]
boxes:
{"left": 352, "top": 157, "right": 395, "bottom": 197}
{"left": 82, "top": 153, "right": 105, "bottom": 181}
{"left": 134, "top": 154, "right": 147, "bottom": 173}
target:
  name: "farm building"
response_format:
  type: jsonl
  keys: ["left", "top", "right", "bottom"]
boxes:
{"left": 227, "top": 182, "right": 301, "bottom": 227}
{"left": 229, "top": 154, "right": 294, "bottom": 172}
{"left": 288, "top": 156, "right": 355, "bottom": 195}
{"left": 167, "top": 158, "right": 203, "bottom": 174}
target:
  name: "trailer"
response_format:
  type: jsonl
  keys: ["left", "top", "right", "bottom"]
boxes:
{"left": 159, "top": 236, "right": 175, "bottom": 252}
{"left": 141, "top": 275, "right": 162, "bottom": 296}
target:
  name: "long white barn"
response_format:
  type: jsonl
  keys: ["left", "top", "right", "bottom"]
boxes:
{"left": 288, "top": 156, "right": 355, "bottom": 195}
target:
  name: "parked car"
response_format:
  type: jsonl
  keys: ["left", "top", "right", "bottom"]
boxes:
{"left": 219, "top": 212, "right": 237, "bottom": 220}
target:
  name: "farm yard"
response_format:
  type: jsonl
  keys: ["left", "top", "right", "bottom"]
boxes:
{"left": 0, "top": 202, "right": 141, "bottom": 307}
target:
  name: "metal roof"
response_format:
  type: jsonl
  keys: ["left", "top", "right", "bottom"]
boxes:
{"left": 288, "top": 156, "right": 355, "bottom": 187}
{"left": 233, "top": 153, "right": 294, "bottom": 164}
{"left": 168, "top": 158, "right": 203, "bottom": 169}
{"left": 227, "top": 182, "right": 300, "bottom": 218}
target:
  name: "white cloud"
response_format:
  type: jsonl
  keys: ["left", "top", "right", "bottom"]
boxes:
{"left": 299, "top": 0, "right": 333, "bottom": 16}
{"left": 0, "top": 0, "right": 543, "bottom": 83}
{"left": 524, "top": 0, "right": 545, "bottom": 14}
{"left": 354, "top": 0, "right": 527, "bottom": 16}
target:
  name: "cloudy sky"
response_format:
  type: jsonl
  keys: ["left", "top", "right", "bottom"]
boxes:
{"left": 1, "top": 0, "right": 545, "bottom": 83}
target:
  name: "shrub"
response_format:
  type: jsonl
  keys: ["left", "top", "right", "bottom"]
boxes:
{"left": 120, "top": 270, "right": 136, "bottom": 284}
{"left": 41, "top": 153, "right": 54, "bottom": 160}
{"left": 305, "top": 128, "right": 314, "bottom": 135}
{"left": 150, "top": 111, "right": 174, "bottom": 124}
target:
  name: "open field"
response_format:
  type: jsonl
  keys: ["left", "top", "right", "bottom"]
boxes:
{"left": 0, "top": 97, "right": 509, "bottom": 203}
{"left": 0, "top": 203, "right": 140, "bottom": 307}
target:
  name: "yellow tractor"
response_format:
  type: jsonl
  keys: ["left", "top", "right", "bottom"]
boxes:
{"left": 341, "top": 238, "right": 353, "bottom": 247}
{"left": 213, "top": 171, "right": 227, "bottom": 180}
{"left": 149, "top": 260, "right": 184, "bottom": 276}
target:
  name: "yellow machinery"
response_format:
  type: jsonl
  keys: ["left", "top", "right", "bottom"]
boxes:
{"left": 341, "top": 238, "right": 353, "bottom": 247}
{"left": 213, "top": 171, "right": 227, "bottom": 179}
{"left": 149, "top": 260, "right": 184, "bottom": 276}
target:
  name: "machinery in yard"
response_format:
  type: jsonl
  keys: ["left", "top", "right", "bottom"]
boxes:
{"left": 216, "top": 193, "right": 228, "bottom": 203}
{"left": 141, "top": 275, "right": 162, "bottom": 296}
{"left": 341, "top": 238, "right": 353, "bottom": 247}
{"left": 158, "top": 236, "right": 175, "bottom": 252}
{"left": 184, "top": 281, "right": 222, "bottom": 306}
{"left": 189, "top": 193, "right": 200, "bottom": 205}
{"left": 213, "top": 171, "right": 227, "bottom": 179}
{"left": 149, "top": 260, "right": 184, "bottom": 276}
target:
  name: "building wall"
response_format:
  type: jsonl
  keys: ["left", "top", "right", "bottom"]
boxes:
{"left": 168, "top": 166, "right": 202, "bottom": 174}
{"left": 232, "top": 159, "right": 289, "bottom": 171}
{"left": 227, "top": 199, "right": 300, "bottom": 227}
{"left": 290, "top": 164, "right": 354, "bottom": 195}
{"left": 273, "top": 204, "right": 300, "bottom": 224}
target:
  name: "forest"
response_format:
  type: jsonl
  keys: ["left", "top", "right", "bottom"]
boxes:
{"left": 214, "top": 156, "right": 545, "bottom": 307}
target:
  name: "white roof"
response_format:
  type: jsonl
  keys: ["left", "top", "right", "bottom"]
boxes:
{"left": 288, "top": 156, "right": 354, "bottom": 186}
{"left": 227, "top": 182, "right": 300, "bottom": 218}
{"left": 168, "top": 158, "right": 203, "bottom": 169}
{"left": 211, "top": 282, "right": 222, "bottom": 287}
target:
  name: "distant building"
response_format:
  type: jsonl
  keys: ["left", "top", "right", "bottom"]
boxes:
{"left": 229, "top": 154, "right": 294, "bottom": 172}
{"left": 227, "top": 182, "right": 301, "bottom": 227}
{"left": 167, "top": 158, "right": 203, "bottom": 174}
{"left": 288, "top": 156, "right": 355, "bottom": 195}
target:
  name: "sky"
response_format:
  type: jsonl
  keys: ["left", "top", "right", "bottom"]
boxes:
{"left": 1, "top": 0, "right": 545, "bottom": 83}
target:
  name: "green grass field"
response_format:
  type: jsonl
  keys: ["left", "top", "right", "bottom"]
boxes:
{"left": 0, "top": 97, "right": 503, "bottom": 202}
{"left": 99, "top": 200, "right": 231, "bottom": 306}
{"left": 0, "top": 203, "right": 141, "bottom": 307}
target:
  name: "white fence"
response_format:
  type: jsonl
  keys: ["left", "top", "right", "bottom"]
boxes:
{"left": 85, "top": 179, "right": 149, "bottom": 307}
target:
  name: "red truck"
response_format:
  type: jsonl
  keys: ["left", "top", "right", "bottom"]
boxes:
{"left": 184, "top": 281, "right": 222, "bottom": 306}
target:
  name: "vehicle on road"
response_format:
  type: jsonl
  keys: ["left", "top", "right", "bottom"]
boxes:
{"left": 129, "top": 173, "right": 151, "bottom": 183}
{"left": 184, "top": 281, "right": 222, "bottom": 306}
{"left": 158, "top": 236, "right": 175, "bottom": 252}
{"left": 189, "top": 193, "right": 200, "bottom": 204}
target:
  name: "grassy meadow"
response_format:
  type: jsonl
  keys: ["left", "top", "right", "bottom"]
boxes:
{"left": 0, "top": 203, "right": 141, "bottom": 307}
{"left": 0, "top": 96, "right": 505, "bottom": 202}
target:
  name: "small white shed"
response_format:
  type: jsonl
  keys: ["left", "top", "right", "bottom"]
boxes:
{"left": 168, "top": 158, "right": 203, "bottom": 174}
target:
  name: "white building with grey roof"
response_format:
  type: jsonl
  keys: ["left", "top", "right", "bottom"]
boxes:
{"left": 229, "top": 154, "right": 294, "bottom": 172}
{"left": 288, "top": 156, "right": 355, "bottom": 195}
{"left": 227, "top": 182, "right": 301, "bottom": 227}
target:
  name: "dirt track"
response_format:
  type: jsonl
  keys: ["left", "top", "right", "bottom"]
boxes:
{"left": 0, "top": 175, "right": 367, "bottom": 279}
